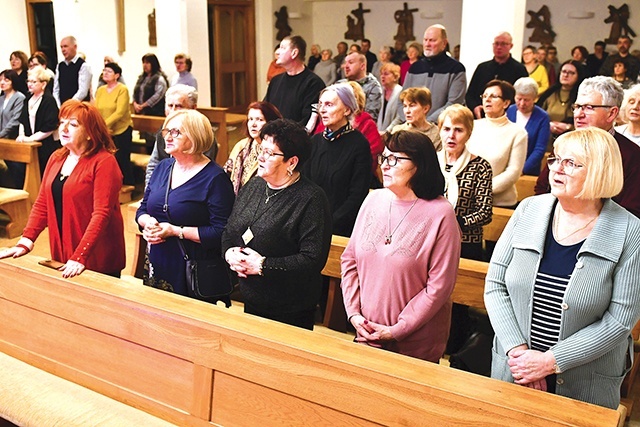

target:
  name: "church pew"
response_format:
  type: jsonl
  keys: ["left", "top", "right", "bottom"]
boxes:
{"left": 0, "top": 139, "right": 42, "bottom": 238}
{"left": 517, "top": 174, "right": 537, "bottom": 202}
{"left": 0, "top": 255, "right": 623, "bottom": 426}
{"left": 483, "top": 206, "right": 515, "bottom": 242}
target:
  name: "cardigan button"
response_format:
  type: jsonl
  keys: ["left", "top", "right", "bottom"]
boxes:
{"left": 575, "top": 261, "right": 583, "bottom": 269}
{"left": 556, "top": 378, "right": 564, "bottom": 385}
{"left": 561, "top": 302, "right": 569, "bottom": 310}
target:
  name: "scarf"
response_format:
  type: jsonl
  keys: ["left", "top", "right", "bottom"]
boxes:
{"left": 323, "top": 122, "right": 354, "bottom": 142}
{"left": 438, "top": 147, "right": 472, "bottom": 208}
{"left": 223, "top": 137, "right": 260, "bottom": 195}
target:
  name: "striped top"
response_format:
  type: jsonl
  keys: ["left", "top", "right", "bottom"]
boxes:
{"left": 530, "top": 221, "right": 583, "bottom": 352}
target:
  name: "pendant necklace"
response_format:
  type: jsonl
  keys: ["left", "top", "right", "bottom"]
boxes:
{"left": 385, "top": 198, "right": 419, "bottom": 245}
{"left": 264, "top": 174, "right": 300, "bottom": 203}
{"left": 553, "top": 208, "right": 597, "bottom": 242}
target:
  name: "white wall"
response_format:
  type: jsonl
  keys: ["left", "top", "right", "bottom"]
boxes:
{"left": 1, "top": 0, "right": 30, "bottom": 68}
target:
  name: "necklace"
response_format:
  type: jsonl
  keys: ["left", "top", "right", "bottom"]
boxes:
{"left": 385, "top": 198, "right": 419, "bottom": 245}
{"left": 557, "top": 89, "right": 570, "bottom": 106}
{"left": 553, "top": 208, "right": 597, "bottom": 242}
{"left": 264, "top": 174, "right": 300, "bottom": 203}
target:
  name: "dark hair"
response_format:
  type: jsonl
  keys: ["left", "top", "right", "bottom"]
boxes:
{"left": 141, "top": 53, "right": 162, "bottom": 74}
{"left": 362, "top": 39, "right": 371, "bottom": 45}
{"left": 571, "top": 45, "right": 589, "bottom": 60}
{"left": 10, "top": 51, "right": 29, "bottom": 72}
{"left": 484, "top": 79, "right": 515, "bottom": 104}
{"left": 29, "top": 51, "right": 49, "bottom": 67}
{"left": 58, "top": 100, "right": 116, "bottom": 156}
{"left": 613, "top": 57, "right": 628, "bottom": 68}
{"left": 595, "top": 41, "right": 606, "bottom": 49}
{"left": 547, "top": 45, "right": 557, "bottom": 53}
{"left": 0, "top": 69, "right": 20, "bottom": 89}
{"left": 244, "top": 101, "right": 283, "bottom": 138}
{"left": 104, "top": 62, "right": 122, "bottom": 76}
{"left": 260, "top": 119, "right": 311, "bottom": 170}
{"left": 285, "top": 35, "right": 307, "bottom": 61}
{"left": 385, "top": 130, "right": 444, "bottom": 200}
{"left": 536, "top": 60, "right": 588, "bottom": 117}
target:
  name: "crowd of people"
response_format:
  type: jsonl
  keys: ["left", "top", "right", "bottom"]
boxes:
{"left": 1, "top": 27, "right": 640, "bottom": 412}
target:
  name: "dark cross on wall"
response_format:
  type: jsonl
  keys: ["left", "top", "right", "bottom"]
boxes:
{"left": 526, "top": 5, "right": 556, "bottom": 44}
{"left": 394, "top": 2, "right": 418, "bottom": 43}
{"left": 345, "top": 3, "right": 371, "bottom": 41}
{"left": 604, "top": 4, "right": 636, "bottom": 44}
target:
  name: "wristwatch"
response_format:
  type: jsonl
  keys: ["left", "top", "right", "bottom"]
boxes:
{"left": 178, "top": 227, "right": 184, "bottom": 240}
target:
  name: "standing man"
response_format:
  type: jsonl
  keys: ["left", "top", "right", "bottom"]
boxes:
{"left": 334, "top": 41, "right": 349, "bottom": 79}
{"left": 599, "top": 36, "right": 640, "bottom": 82}
{"left": 466, "top": 32, "right": 528, "bottom": 118}
{"left": 398, "top": 24, "right": 466, "bottom": 124}
{"left": 170, "top": 53, "right": 198, "bottom": 89}
{"left": 361, "top": 39, "right": 377, "bottom": 73}
{"left": 337, "top": 52, "right": 382, "bottom": 121}
{"left": 586, "top": 41, "right": 608, "bottom": 77}
{"left": 535, "top": 76, "right": 640, "bottom": 218}
{"left": 53, "top": 36, "right": 92, "bottom": 106}
{"left": 264, "top": 35, "right": 326, "bottom": 127}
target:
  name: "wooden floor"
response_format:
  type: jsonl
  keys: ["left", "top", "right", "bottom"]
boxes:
{"left": 1, "top": 202, "right": 639, "bottom": 426}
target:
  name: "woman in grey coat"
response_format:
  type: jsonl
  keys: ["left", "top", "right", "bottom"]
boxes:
{"left": 485, "top": 127, "right": 640, "bottom": 409}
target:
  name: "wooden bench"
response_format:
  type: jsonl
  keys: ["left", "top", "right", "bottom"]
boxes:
{"left": 0, "top": 255, "right": 623, "bottom": 426}
{"left": 483, "top": 206, "right": 515, "bottom": 242}
{"left": 517, "top": 174, "right": 537, "bottom": 202}
{"left": 0, "top": 139, "right": 42, "bottom": 238}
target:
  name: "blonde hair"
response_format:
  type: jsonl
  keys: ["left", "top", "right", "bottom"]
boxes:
{"left": 438, "top": 104, "right": 474, "bottom": 134}
{"left": 553, "top": 127, "right": 623, "bottom": 199}
{"left": 163, "top": 109, "right": 214, "bottom": 155}
{"left": 347, "top": 81, "right": 365, "bottom": 113}
{"left": 380, "top": 62, "right": 400, "bottom": 81}
{"left": 27, "top": 66, "right": 50, "bottom": 83}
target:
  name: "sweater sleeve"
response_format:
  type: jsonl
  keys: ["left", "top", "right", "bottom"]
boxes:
{"left": 460, "top": 160, "right": 493, "bottom": 229}
{"left": 492, "top": 129, "right": 527, "bottom": 195}
{"left": 389, "top": 208, "right": 461, "bottom": 341}
{"left": 70, "top": 155, "right": 123, "bottom": 265}
{"left": 522, "top": 110, "right": 550, "bottom": 176}
{"left": 197, "top": 173, "right": 235, "bottom": 252}
{"left": 102, "top": 85, "right": 131, "bottom": 131}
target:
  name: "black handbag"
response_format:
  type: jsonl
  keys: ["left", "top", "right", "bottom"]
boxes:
{"left": 163, "top": 162, "right": 233, "bottom": 302}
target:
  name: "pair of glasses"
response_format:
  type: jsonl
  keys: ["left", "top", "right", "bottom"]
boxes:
{"left": 481, "top": 94, "right": 503, "bottom": 100}
{"left": 259, "top": 148, "right": 285, "bottom": 159}
{"left": 560, "top": 70, "right": 577, "bottom": 76}
{"left": 571, "top": 104, "right": 612, "bottom": 113}
{"left": 377, "top": 154, "right": 412, "bottom": 167}
{"left": 546, "top": 156, "right": 585, "bottom": 175}
{"left": 161, "top": 128, "right": 182, "bottom": 138}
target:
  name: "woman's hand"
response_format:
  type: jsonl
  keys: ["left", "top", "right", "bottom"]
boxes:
{"left": 141, "top": 216, "right": 164, "bottom": 245}
{"left": 60, "top": 260, "right": 86, "bottom": 278}
{"left": 507, "top": 348, "right": 556, "bottom": 385}
{"left": 351, "top": 316, "right": 394, "bottom": 345}
{"left": 0, "top": 239, "right": 34, "bottom": 259}
{"left": 133, "top": 102, "right": 144, "bottom": 114}
{"left": 550, "top": 121, "right": 570, "bottom": 136}
{"left": 225, "top": 247, "right": 264, "bottom": 278}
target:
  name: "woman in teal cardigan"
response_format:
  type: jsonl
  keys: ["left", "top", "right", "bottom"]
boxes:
{"left": 485, "top": 127, "right": 640, "bottom": 409}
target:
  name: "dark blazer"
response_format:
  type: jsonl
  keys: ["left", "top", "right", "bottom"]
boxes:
{"left": 507, "top": 104, "right": 550, "bottom": 175}
{"left": 20, "top": 92, "right": 60, "bottom": 176}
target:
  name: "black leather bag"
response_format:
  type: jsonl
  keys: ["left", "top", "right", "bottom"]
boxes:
{"left": 185, "top": 257, "right": 233, "bottom": 300}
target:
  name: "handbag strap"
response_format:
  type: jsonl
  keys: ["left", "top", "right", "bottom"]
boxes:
{"left": 163, "top": 161, "right": 190, "bottom": 261}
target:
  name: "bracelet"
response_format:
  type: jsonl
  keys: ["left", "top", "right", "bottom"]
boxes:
{"left": 178, "top": 227, "right": 184, "bottom": 240}
{"left": 15, "top": 243, "right": 31, "bottom": 253}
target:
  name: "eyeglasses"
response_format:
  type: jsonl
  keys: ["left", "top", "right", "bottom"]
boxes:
{"left": 161, "top": 128, "right": 182, "bottom": 138}
{"left": 259, "top": 148, "right": 285, "bottom": 159}
{"left": 546, "top": 156, "right": 585, "bottom": 175}
{"left": 560, "top": 69, "right": 577, "bottom": 76}
{"left": 377, "top": 154, "right": 412, "bottom": 167}
{"left": 481, "top": 94, "right": 503, "bottom": 100}
{"left": 571, "top": 104, "right": 612, "bottom": 113}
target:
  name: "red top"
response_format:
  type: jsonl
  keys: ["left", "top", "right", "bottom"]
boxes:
{"left": 23, "top": 149, "right": 126, "bottom": 274}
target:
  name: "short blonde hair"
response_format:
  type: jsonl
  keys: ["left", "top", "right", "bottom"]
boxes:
{"left": 163, "top": 109, "right": 214, "bottom": 155}
{"left": 380, "top": 62, "right": 400, "bottom": 81}
{"left": 347, "top": 81, "right": 365, "bottom": 113}
{"left": 438, "top": 104, "right": 474, "bottom": 134}
{"left": 553, "top": 127, "right": 623, "bottom": 199}
{"left": 27, "top": 66, "right": 51, "bottom": 83}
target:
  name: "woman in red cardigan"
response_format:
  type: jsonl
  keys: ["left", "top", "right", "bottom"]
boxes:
{"left": 0, "top": 100, "right": 126, "bottom": 278}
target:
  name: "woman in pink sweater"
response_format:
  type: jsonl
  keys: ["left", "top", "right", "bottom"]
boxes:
{"left": 341, "top": 130, "right": 461, "bottom": 362}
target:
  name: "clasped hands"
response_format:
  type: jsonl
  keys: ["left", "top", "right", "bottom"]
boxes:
{"left": 142, "top": 216, "right": 176, "bottom": 245}
{"left": 350, "top": 314, "right": 394, "bottom": 347}
{"left": 225, "top": 247, "right": 264, "bottom": 278}
{"left": 507, "top": 344, "right": 557, "bottom": 391}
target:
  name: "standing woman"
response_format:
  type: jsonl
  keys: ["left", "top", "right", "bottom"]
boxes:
{"left": 521, "top": 46, "right": 548, "bottom": 96}
{"left": 0, "top": 69, "right": 26, "bottom": 189}
{"left": 16, "top": 67, "right": 60, "bottom": 182}
{"left": 466, "top": 80, "right": 527, "bottom": 208}
{"left": 485, "top": 128, "right": 640, "bottom": 409}
{"left": 222, "top": 119, "right": 332, "bottom": 330}
{"left": 0, "top": 100, "right": 125, "bottom": 278}
{"left": 372, "top": 46, "right": 392, "bottom": 84}
{"left": 28, "top": 51, "right": 56, "bottom": 93}
{"left": 133, "top": 53, "right": 168, "bottom": 116}
{"left": 391, "top": 87, "right": 441, "bottom": 151}
{"left": 137, "top": 109, "right": 235, "bottom": 305}
{"left": 95, "top": 62, "right": 134, "bottom": 185}
{"left": 223, "top": 101, "right": 282, "bottom": 194}
{"left": 537, "top": 60, "right": 588, "bottom": 142}
{"left": 9, "top": 51, "right": 29, "bottom": 96}
{"left": 377, "top": 62, "right": 402, "bottom": 134}
{"left": 303, "top": 83, "right": 372, "bottom": 237}
{"left": 399, "top": 42, "right": 422, "bottom": 85}
{"left": 341, "top": 130, "right": 461, "bottom": 362}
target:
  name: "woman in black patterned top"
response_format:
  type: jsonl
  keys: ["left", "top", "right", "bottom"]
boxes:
{"left": 437, "top": 104, "right": 493, "bottom": 261}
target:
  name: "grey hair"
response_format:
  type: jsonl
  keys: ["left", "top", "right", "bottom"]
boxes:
{"left": 513, "top": 77, "right": 539, "bottom": 98}
{"left": 165, "top": 84, "right": 198, "bottom": 108}
{"left": 379, "top": 46, "right": 392, "bottom": 54}
{"left": 578, "top": 76, "right": 624, "bottom": 108}
{"left": 619, "top": 84, "right": 640, "bottom": 122}
{"left": 321, "top": 83, "right": 358, "bottom": 120}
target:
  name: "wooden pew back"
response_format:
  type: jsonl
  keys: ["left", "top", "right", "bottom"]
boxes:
{"left": 0, "top": 138, "right": 42, "bottom": 205}
{"left": 0, "top": 255, "right": 621, "bottom": 426}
